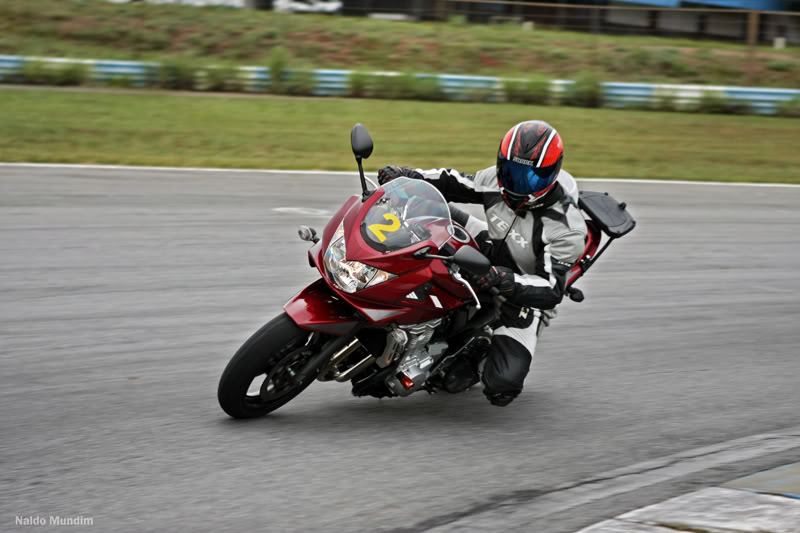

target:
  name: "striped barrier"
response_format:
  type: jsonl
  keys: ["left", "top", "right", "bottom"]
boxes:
{"left": 1, "top": 55, "right": 798, "bottom": 114}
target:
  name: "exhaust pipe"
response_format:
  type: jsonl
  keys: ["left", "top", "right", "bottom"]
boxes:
{"left": 296, "top": 329, "right": 360, "bottom": 383}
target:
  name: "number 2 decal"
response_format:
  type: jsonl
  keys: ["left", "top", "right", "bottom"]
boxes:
{"left": 368, "top": 213, "right": 401, "bottom": 242}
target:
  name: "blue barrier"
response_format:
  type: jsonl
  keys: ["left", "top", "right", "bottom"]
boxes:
{"left": 603, "top": 82, "right": 656, "bottom": 107}
{"left": 1, "top": 55, "right": 798, "bottom": 114}
{"left": 724, "top": 86, "right": 800, "bottom": 114}
{"left": 0, "top": 55, "right": 23, "bottom": 77}
{"left": 0, "top": 55, "right": 158, "bottom": 86}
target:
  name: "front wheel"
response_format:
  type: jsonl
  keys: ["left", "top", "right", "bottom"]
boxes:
{"left": 218, "top": 313, "right": 320, "bottom": 419}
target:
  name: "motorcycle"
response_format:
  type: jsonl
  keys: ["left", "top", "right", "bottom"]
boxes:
{"left": 218, "top": 124, "right": 636, "bottom": 418}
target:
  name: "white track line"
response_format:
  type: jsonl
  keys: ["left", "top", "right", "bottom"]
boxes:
{"left": 1, "top": 162, "right": 799, "bottom": 188}
{"left": 426, "top": 424, "right": 800, "bottom": 531}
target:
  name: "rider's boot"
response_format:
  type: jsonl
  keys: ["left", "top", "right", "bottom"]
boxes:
{"left": 441, "top": 337, "right": 490, "bottom": 393}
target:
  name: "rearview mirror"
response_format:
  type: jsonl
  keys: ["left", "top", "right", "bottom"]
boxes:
{"left": 453, "top": 246, "right": 491, "bottom": 276}
{"left": 351, "top": 123, "right": 373, "bottom": 160}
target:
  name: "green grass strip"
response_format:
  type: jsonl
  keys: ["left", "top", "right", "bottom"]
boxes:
{"left": 1, "top": 88, "right": 798, "bottom": 183}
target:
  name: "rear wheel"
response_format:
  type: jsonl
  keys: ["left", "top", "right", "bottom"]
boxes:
{"left": 218, "top": 313, "right": 320, "bottom": 419}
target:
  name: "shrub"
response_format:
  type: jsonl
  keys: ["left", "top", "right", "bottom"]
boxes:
{"left": 54, "top": 62, "right": 89, "bottom": 86}
{"left": 369, "top": 72, "right": 414, "bottom": 100}
{"left": 504, "top": 78, "right": 551, "bottom": 105}
{"left": 347, "top": 71, "right": 370, "bottom": 98}
{"left": 0, "top": 36, "right": 13, "bottom": 52}
{"left": 652, "top": 50, "right": 696, "bottom": 78}
{"left": 21, "top": 60, "right": 56, "bottom": 85}
{"left": 204, "top": 65, "right": 242, "bottom": 92}
{"left": 391, "top": 73, "right": 418, "bottom": 100}
{"left": 348, "top": 72, "right": 447, "bottom": 101}
{"left": 107, "top": 74, "right": 133, "bottom": 89}
{"left": 696, "top": 91, "right": 751, "bottom": 115}
{"left": 766, "top": 60, "right": 797, "bottom": 72}
{"left": 17, "top": 60, "right": 89, "bottom": 87}
{"left": 0, "top": 66, "right": 21, "bottom": 83}
{"left": 562, "top": 76, "right": 603, "bottom": 108}
{"left": 285, "top": 69, "right": 316, "bottom": 96}
{"left": 141, "top": 64, "right": 160, "bottom": 88}
{"left": 777, "top": 96, "right": 800, "bottom": 118}
{"left": 447, "top": 14, "right": 468, "bottom": 26}
{"left": 466, "top": 86, "right": 495, "bottom": 103}
{"left": 548, "top": 48, "right": 569, "bottom": 61}
{"left": 157, "top": 60, "right": 197, "bottom": 90}
{"left": 268, "top": 46, "right": 289, "bottom": 93}
{"left": 626, "top": 49, "right": 652, "bottom": 69}
{"left": 365, "top": 73, "right": 392, "bottom": 99}
{"left": 696, "top": 48, "right": 712, "bottom": 61}
{"left": 130, "top": 27, "right": 170, "bottom": 52}
{"left": 412, "top": 76, "right": 446, "bottom": 101}
{"left": 650, "top": 88, "right": 679, "bottom": 112}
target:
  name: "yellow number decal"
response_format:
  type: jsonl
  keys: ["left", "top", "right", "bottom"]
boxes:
{"left": 368, "top": 213, "right": 401, "bottom": 243}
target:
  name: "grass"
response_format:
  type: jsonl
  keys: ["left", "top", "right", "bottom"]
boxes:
{"left": 0, "top": 88, "right": 797, "bottom": 183}
{"left": 1, "top": 0, "right": 799, "bottom": 88}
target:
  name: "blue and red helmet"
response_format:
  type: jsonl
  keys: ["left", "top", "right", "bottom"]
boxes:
{"left": 497, "top": 120, "right": 564, "bottom": 211}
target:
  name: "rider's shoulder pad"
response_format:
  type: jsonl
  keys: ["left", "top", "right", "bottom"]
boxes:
{"left": 474, "top": 166, "right": 500, "bottom": 192}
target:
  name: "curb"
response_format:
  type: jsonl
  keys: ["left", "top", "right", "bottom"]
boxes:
{"left": 577, "top": 463, "right": 800, "bottom": 533}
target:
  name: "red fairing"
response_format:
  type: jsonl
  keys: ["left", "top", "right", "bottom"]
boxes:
{"left": 284, "top": 279, "right": 360, "bottom": 335}
{"left": 285, "top": 186, "right": 481, "bottom": 330}
{"left": 568, "top": 220, "right": 602, "bottom": 286}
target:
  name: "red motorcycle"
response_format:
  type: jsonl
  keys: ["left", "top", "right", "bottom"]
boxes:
{"left": 218, "top": 125, "right": 635, "bottom": 418}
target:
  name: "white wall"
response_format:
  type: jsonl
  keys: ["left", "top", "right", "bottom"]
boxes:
{"left": 705, "top": 13, "right": 745, "bottom": 39}
{"left": 763, "top": 14, "right": 800, "bottom": 45}
{"left": 657, "top": 10, "right": 699, "bottom": 34}
{"left": 605, "top": 8, "right": 650, "bottom": 28}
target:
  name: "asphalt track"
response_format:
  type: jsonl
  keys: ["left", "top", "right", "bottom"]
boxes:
{"left": 1, "top": 165, "right": 799, "bottom": 533}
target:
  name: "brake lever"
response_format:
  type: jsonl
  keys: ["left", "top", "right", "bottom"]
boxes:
{"left": 451, "top": 270, "right": 481, "bottom": 310}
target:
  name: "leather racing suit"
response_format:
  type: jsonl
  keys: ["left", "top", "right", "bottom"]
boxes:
{"left": 397, "top": 165, "right": 587, "bottom": 404}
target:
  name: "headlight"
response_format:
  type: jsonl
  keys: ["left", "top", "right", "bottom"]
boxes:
{"left": 323, "top": 223, "right": 395, "bottom": 293}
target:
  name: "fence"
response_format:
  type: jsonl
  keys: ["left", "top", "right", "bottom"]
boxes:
{"left": 1, "top": 55, "right": 798, "bottom": 114}
{"left": 335, "top": 1, "right": 800, "bottom": 47}
{"left": 103, "top": 1, "right": 800, "bottom": 46}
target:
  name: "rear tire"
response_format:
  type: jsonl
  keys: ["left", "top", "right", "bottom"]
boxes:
{"left": 218, "top": 313, "right": 318, "bottom": 419}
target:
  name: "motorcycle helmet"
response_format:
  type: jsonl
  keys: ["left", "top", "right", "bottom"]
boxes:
{"left": 496, "top": 120, "right": 564, "bottom": 211}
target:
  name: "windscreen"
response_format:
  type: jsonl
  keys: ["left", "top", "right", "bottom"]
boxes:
{"left": 360, "top": 177, "right": 453, "bottom": 253}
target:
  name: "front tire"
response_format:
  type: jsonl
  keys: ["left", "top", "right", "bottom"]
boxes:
{"left": 218, "top": 313, "right": 318, "bottom": 419}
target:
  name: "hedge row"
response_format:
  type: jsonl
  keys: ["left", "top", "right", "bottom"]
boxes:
{"left": 2, "top": 59, "right": 798, "bottom": 118}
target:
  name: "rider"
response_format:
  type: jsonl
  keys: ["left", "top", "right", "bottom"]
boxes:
{"left": 377, "top": 120, "right": 587, "bottom": 406}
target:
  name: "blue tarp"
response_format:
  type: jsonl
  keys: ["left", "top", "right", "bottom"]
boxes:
{"left": 684, "top": 0, "right": 786, "bottom": 9}
{"left": 613, "top": 0, "right": 787, "bottom": 8}
{"left": 612, "top": 0, "right": 679, "bottom": 6}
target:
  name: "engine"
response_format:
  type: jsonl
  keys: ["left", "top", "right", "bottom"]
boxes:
{"left": 383, "top": 319, "right": 446, "bottom": 396}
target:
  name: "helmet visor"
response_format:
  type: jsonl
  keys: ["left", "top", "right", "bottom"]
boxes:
{"left": 497, "top": 159, "right": 557, "bottom": 196}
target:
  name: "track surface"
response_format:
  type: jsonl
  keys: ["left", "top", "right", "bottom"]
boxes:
{"left": 2, "top": 166, "right": 799, "bottom": 532}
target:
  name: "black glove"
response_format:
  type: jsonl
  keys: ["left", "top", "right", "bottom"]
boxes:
{"left": 463, "top": 266, "right": 516, "bottom": 297}
{"left": 377, "top": 165, "right": 422, "bottom": 185}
